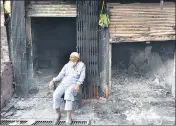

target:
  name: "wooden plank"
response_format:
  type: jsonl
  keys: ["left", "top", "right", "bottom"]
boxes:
{"left": 28, "top": 9, "right": 76, "bottom": 12}
{"left": 29, "top": 7, "right": 76, "bottom": 11}
{"left": 110, "top": 27, "right": 175, "bottom": 32}
{"left": 28, "top": 11, "right": 76, "bottom": 14}
{"left": 109, "top": 27, "right": 174, "bottom": 31}
{"left": 109, "top": 15, "right": 175, "bottom": 18}
{"left": 109, "top": 27, "right": 148, "bottom": 31}
{"left": 27, "top": 13, "right": 76, "bottom": 17}
{"left": 110, "top": 14, "right": 175, "bottom": 18}
{"left": 27, "top": 4, "right": 76, "bottom": 8}
{"left": 110, "top": 29, "right": 175, "bottom": 32}
{"left": 149, "top": 32, "right": 175, "bottom": 35}
{"left": 27, "top": 4, "right": 77, "bottom": 8}
{"left": 110, "top": 32, "right": 175, "bottom": 37}
{"left": 110, "top": 19, "right": 175, "bottom": 22}
{"left": 108, "top": 2, "right": 175, "bottom": 8}
{"left": 109, "top": 24, "right": 175, "bottom": 27}
{"left": 109, "top": 35, "right": 175, "bottom": 43}
{"left": 110, "top": 21, "right": 175, "bottom": 25}
{"left": 26, "top": 2, "right": 76, "bottom": 17}
{"left": 110, "top": 9, "right": 175, "bottom": 12}
{"left": 110, "top": 30, "right": 148, "bottom": 34}
{"left": 110, "top": 11, "right": 175, "bottom": 14}
{"left": 110, "top": 11, "right": 175, "bottom": 15}
{"left": 110, "top": 33, "right": 142, "bottom": 36}
{"left": 110, "top": 15, "right": 175, "bottom": 18}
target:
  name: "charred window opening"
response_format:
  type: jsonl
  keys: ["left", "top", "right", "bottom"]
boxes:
{"left": 31, "top": 17, "right": 76, "bottom": 76}
{"left": 111, "top": 41, "right": 175, "bottom": 90}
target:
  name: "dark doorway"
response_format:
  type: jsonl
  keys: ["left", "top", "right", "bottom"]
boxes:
{"left": 28, "top": 17, "right": 76, "bottom": 90}
{"left": 31, "top": 17, "right": 76, "bottom": 74}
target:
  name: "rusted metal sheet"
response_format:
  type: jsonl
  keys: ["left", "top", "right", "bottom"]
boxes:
{"left": 108, "top": 2, "right": 176, "bottom": 43}
{"left": 26, "top": 1, "right": 76, "bottom": 17}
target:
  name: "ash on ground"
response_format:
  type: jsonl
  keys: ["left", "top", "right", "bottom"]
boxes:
{"left": 2, "top": 68, "right": 175, "bottom": 125}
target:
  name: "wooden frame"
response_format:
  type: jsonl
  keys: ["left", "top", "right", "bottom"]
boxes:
{"left": 26, "top": 16, "right": 35, "bottom": 90}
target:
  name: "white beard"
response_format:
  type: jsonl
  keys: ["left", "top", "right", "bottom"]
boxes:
{"left": 69, "top": 61, "right": 77, "bottom": 68}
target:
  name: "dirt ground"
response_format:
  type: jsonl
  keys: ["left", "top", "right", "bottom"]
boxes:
{"left": 1, "top": 68, "right": 175, "bottom": 125}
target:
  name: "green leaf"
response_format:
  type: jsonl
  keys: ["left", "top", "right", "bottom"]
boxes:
{"left": 99, "top": 13, "right": 110, "bottom": 28}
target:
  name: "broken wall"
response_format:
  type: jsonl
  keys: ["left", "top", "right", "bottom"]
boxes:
{"left": 1, "top": 1, "right": 13, "bottom": 109}
{"left": 112, "top": 41, "right": 175, "bottom": 91}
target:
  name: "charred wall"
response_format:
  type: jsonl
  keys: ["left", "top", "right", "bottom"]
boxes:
{"left": 1, "top": 1, "right": 13, "bottom": 109}
{"left": 112, "top": 41, "right": 175, "bottom": 89}
{"left": 31, "top": 17, "right": 76, "bottom": 72}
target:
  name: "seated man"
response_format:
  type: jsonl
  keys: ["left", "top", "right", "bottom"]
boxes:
{"left": 49, "top": 52, "right": 86, "bottom": 125}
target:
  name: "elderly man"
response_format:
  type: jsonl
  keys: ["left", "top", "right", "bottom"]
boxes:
{"left": 49, "top": 52, "right": 86, "bottom": 125}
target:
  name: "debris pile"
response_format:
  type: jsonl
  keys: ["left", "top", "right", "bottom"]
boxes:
{"left": 1, "top": 68, "right": 175, "bottom": 125}
{"left": 91, "top": 70, "right": 175, "bottom": 125}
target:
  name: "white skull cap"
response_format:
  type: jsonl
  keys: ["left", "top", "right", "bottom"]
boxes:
{"left": 70, "top": 52, "right": 80, "bottom": 59}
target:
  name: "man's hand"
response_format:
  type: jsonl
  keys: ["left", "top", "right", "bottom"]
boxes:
{"left": 49, "top": 80, "right": 54, "bottom": 91}
{"left": 74, "top": 84, "right": 80, "bottom": 94}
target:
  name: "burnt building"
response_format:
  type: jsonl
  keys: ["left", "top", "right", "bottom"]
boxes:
{"left": 6, "top": 0, "right": 176, "bottom": 100}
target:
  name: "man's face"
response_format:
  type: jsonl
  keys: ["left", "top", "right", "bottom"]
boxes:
{"left": 70, "top": 56, "right": 79, "bottom": 62}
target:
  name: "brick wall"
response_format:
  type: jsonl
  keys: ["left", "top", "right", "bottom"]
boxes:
{"left": 1, "top": 1, "right": 13, "bottom": 110}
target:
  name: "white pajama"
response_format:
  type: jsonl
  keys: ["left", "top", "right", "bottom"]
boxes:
{"left": 52, "top": 61, "right": 86, "bottom": 110}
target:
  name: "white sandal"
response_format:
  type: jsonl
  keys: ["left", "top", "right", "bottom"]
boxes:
{"left": 66, "top": 118, "right": 72, "bottom": 125}
{"left": 53, "top": 114, "right": 61, "bottom": 125}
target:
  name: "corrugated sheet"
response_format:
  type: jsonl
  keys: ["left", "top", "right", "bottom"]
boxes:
{"left": 108, "top": 2, "right": 175, "bottom": 43}
{"left": 26, "top": 1, "right": 76, "bottom": 17}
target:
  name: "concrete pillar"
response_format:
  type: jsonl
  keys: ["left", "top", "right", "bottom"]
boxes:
{"left": 11, "top": 1, "right": 29, "bottom": 97}
{"left": 99, "top": 27, "right": 110, "bottom": 98}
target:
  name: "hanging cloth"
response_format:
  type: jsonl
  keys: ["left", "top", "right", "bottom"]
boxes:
{"left": 98, "top": 0, "right": 110, "bottom": 28}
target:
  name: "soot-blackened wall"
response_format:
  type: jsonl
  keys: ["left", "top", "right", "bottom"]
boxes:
{"left": 112, "top": 41, "right": 175, "bottom": 89}
{"left": 31, "top": 17, "right": 76, "bottom": 72}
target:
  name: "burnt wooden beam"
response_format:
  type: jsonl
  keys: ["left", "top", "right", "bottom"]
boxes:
{"left": 11, "top": 1, "right": 29, "bottom": 97}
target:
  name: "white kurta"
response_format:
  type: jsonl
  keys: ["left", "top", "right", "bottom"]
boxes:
{"left": 52, "top": 61, "right": 86, "bottom": 110}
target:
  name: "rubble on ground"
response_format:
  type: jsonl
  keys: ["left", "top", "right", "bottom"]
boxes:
{"left": 2, "top": 68, "right": 175, "bottom": 125}
{"left": 90, "top": 70, "right": 175, "bottom": 125}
